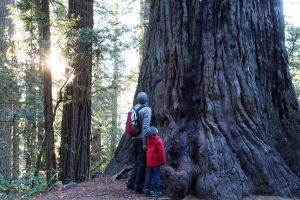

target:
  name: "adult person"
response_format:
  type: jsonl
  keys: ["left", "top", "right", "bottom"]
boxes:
{"left": 126, "top": 92, "right": 152, "bottom": 193}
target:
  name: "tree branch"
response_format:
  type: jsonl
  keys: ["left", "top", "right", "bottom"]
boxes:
{"left": 33, "top": 69, "right": 74, "bottom": 182}
{"left": 53, "top": 69, "right": 74, "bottom": 122}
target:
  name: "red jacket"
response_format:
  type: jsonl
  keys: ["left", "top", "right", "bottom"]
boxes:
{"left": 146, "top": 136, "right": 165, "bottom": 167}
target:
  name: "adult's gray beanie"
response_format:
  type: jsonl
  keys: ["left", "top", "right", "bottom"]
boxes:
{"left": 137, "top": 92, "right": 148, "bottom": 104}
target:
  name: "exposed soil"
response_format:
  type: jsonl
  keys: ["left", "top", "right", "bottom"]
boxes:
{"left": 29, "top": 175, "right": 300, "bottom": 200}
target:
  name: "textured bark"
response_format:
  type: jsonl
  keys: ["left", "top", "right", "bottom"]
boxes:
{"left": 0, "top": 0, "right": 14, "bottom": 178}
{"left": 59, "top": 73, "right": 73, "bottom": 183}
{"left": 106, "top": 0, "right": 300, "bottom": 199}
{"left": 59, "top": 0, "right": 93, "bottom": 183}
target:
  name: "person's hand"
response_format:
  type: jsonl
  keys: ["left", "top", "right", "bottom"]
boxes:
{"left": 143, "top": 145, "right": 147, "bottom": 150}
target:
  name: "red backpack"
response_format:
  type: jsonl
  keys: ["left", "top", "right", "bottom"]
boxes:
{"left": 126, "top": 106, "right": 145, "bottom": 136}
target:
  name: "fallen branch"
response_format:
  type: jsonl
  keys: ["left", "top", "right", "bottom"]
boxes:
{"left": 90, "top": 158, "right": 108, "bottom": 173}
{"left": 111, "top": 166, "right": 133, "bottom": 181}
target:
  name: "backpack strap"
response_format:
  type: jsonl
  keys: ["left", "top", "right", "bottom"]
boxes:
{"left": 134, "top": 105, "right": 147, "bottom": 135}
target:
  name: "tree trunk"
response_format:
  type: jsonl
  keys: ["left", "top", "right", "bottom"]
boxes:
{"left": 106, "top": 0, "right": 300, "bottom": 199}
{"left": 41, "top": 0, "right": 56, "bottom": 184}
{"left": 60, "top": 0, "right": 93, "bottom": 183}
{"left": 90, "top": 127, "right": 101, "bottom": 171}
{"left": 139, "top": 0, "right": 150, "bottom": 62}
{"left": 110, "top": 1, "right": 120, "bottom": 156}
{"left": 12, "top": 106, "right": 19, "bottom": 178}
{"left": 37, "top": 3, "right": 46, "bottom": 172}
{"left": 25, "top": 118, "right": 32, "bottom": 170}
{"left": 24, "top": 71, "right": 36, "bottom": 170}
{"left": 59, "top": 71, "right": 73, "bottom": 183}
{"left": 0, "top": 104, "right": 11, "bottom": 178}
{"left": 0, "top": 0, "right": 14, "bottom": 179}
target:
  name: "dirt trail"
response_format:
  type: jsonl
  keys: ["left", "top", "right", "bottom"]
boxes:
{"left": 30, "top": 175, "right": 190, "bottom": 200}
{"left": 30, "top": 175, "right": 299, "bottom": 200}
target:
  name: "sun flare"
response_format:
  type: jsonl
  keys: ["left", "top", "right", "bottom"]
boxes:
{"left": 47, "top": 50, "right": 66, "bottom": 80}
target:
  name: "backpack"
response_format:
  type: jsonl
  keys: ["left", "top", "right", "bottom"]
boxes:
{"left": 126, "top": 105, "right": 146, "bottom": 137}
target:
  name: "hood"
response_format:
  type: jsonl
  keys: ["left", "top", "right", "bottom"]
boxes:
{"left": 145, "top": 127, "right": 158, "bottom": 137}
{"left": 137, "top": 92, "right": 148, "bottom": 104}
{"left": 147, "top": 135, "right": 160, "bottom": 145}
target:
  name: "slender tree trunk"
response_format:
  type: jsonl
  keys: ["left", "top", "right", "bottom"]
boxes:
{"left": 59, "top": 69, "right": 73, "bottom": 183}
{"left": 90, "top": 127, "right": 102, "bottom": 171}
{"left": 25, "top": 118, "right": 32, "bottom": 170}
{"left": 60, "top": 0, "right": 94, "bottom": 183}
{"left": 24, "top": 4, "right": 39, "bottom": 171}
{"left": 139, "top": 0, "right": 150, "bottom": 62}
{"left": 41, "top": 0, "right": 56, "bottom": 184}
{"left": 12, "top": 106, "right": 19, "bottom": 178}
{"left": 24, "top": 65, "right": 34, "bottom": 170}
{"left": 37, "top": 3, "right": 46, "bottom": 172}
{"left": 110, "top": 1, "right": 120, "bottom": 155}
{"left": 110, "top": 88, "right": 118, "bottom": 154}
{"left": 25, "top": 75, "right": 38, "bottom": 170}
{"left": 106, "top": 0, "right": 300, "bottom": 199}
{"left": 0, "top": 104, "right": 11, "bottom": 178}
{"left": 0, "top": 0, "right": 14, "bottom": 178}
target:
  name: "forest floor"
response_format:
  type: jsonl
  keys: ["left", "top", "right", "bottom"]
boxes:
{"left": 30, "top": 174, "right": 300, "bottom": 200}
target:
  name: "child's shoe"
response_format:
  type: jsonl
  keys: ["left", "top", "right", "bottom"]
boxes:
{"left": 144, "top": 189, "right": 154, "bottom": 196}
{"left": 154, "top": 191, "right": 162, "bottom": 197}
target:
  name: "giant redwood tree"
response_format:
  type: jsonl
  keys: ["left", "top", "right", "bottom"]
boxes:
{"left": 105, "top": 0, "right": 300, "bottom": 199}
{"left": 60, "top": 0, "right": 94, "bottom": 183}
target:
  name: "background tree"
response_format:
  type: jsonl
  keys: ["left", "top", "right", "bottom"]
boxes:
{"left": 0, "top": 0, "right": 139, "bottom": 198}
{"left": 286, "top": 22, "right": 300, "bottom": 98}
{"left": 24, "top": 66, "right": 38, "bottom": 170}
{"left": 60, "top": 0, "right": 94, "bottom": 183}
{"left": 12, "top": 102, "right": 20, "bottom": 178}
{"left": 106, "top": 0, "right": 300, "bottom": 199}
{"left": 41, "top": 0, "right": 56, "bottom": 184}
{"left": 17, "top": 0, "right": 45, "bottom": 173}
{"left": 0, "top": 0, "right": 14, "bottom": 178}
{"left": 139, "top": 0, "right": 150, "bottom": 61}
{"left": 110, "top": 1, "right": 120, "bottom": 156}
{"left": 85, "top": 0, "right": 138, "bottom": 173}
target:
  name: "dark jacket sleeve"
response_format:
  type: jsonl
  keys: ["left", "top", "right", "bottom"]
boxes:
{"left": 157, "top": 139, "right": 165, "bottom": 166}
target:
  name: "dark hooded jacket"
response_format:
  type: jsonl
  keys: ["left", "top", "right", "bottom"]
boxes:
{"left": 145, "top": 127, "right": 165, "bottom": 167}
{"left": 133, "top": 92, "right": 151, "bottom": 145}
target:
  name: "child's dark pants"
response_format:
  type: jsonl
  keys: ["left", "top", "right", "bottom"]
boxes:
{"left": 145, "top": 166, "right": 160, "bottom": 192}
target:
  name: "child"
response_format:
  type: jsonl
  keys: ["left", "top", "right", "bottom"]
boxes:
{"left": 144, "top": 127, "right": 165, "bottom": 197}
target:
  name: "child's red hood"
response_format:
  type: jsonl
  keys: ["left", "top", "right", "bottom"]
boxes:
{"left": 147, "top": 135, "right": 160, "bottom": 145}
